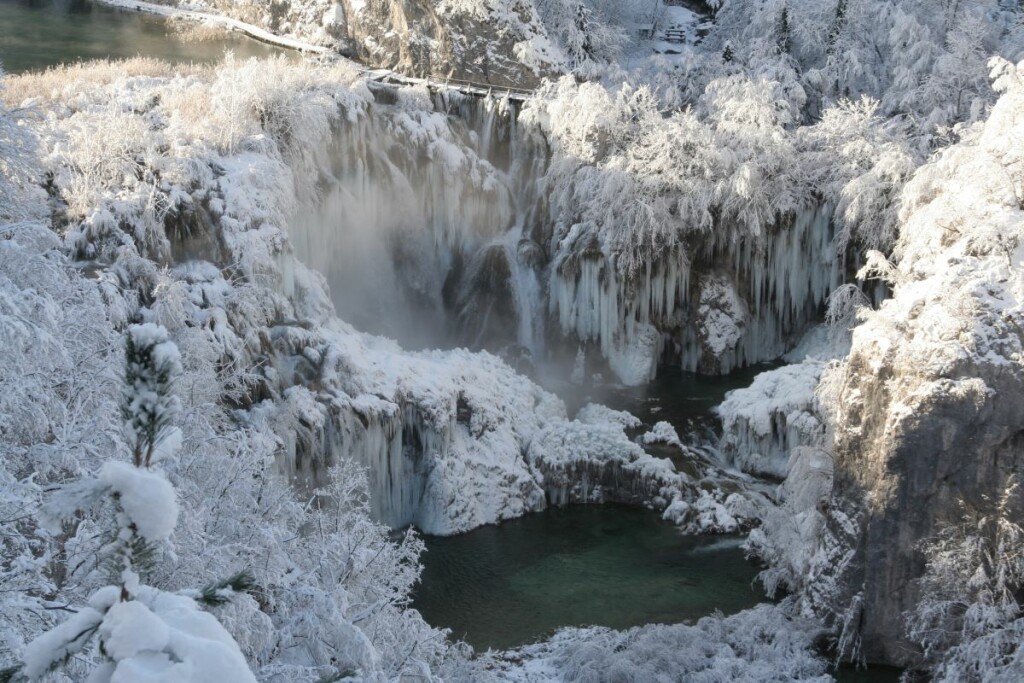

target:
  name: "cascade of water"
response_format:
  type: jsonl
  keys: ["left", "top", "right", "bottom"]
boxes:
{"left": 281, "top": 87, "right": 850, "bottom": 530}
{"left": 291, "top": 88, "right": 549, "bottom": 354}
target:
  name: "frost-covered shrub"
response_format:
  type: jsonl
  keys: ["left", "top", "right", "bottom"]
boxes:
{"left": 906, "top": 485, "right": 1024, "bottom": 682}
{"left": 500, "top": 604, "right": 831, "bottom": 682}
{"left": 0, "top": 223, "right": 122, "bottom": 677}
{"left": 0, "top": 69, "right": 42, "bottom": 223}
{"left": 22, "top": 324, "right": 257, "bottom": 683}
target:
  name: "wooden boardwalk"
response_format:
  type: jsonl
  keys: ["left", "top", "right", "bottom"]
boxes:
{"left": 360, "top": 69, "right": 535, "bottom": 102}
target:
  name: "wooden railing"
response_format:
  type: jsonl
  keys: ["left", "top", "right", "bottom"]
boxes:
{"left": 357, "top": 68, "right": 536, "bottom": 102}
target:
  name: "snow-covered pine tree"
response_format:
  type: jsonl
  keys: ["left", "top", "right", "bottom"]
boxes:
{"left": 16, "top": 324, "right": 257, "bottom": 683}
{"left": 778, "top": 5, "right": 792, "bottom": 55}
{"left": 827, "top": 0, "right": 847, "bottom": 54}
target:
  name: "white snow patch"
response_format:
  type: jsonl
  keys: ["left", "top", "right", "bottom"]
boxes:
{"left": 98, "top": 462, "right": 179, "bottom": 544}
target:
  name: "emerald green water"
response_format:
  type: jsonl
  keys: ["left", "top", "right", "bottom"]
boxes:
{"left": 413, "top": 368, "right": 776, "bottom": 652}
{"left": 413, "top": 505, "right": 765, "bottom": 651}
{"left": 0, "top": 0, "right": 282, "bottom": 75}
{"left": 552, "top": 363, "right": 778, "bottom": 436}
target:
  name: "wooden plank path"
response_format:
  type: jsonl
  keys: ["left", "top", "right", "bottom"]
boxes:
{"left": 364, "top": 70, "right": 534, "bottom": 102}
{"left": 97, "top": 0, "right": 536, "bottom": 101}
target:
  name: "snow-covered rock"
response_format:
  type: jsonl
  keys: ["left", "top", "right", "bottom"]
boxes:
{"left": 495, "top": 603, "right": 831, "bottom": 682}
{"left": 716, "top": 360, "right": 827, "bottom": 479}
{"left": 752, "top": 59, "right": 1024, "bottom": 669}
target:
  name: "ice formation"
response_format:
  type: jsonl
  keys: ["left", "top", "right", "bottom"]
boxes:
{"left": 283, "top": 73, "right": 850, "bottom": 388}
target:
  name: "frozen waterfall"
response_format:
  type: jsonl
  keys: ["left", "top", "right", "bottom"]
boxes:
{"left": 282, "top": 83, "right": 850, "bottom": 530}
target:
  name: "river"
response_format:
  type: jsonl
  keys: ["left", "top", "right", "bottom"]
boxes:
{"left": 0, "top": 0, "right": 281, "bottom": 74}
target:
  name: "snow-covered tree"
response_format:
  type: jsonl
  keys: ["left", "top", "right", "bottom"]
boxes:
{"left": 907, "top": 484, "right": 1024, "bottom": 681}
{"left": 706, "top": 0, "right": 1021, "bottom": 133}
{"left": 0, "top": 68, "right": 40, "bottom": 223}
{"left": 800, "top": 96, "right": 916, "bottom": 252}
{"left": 19, "top": 324, "right": 257, "bottom": 683}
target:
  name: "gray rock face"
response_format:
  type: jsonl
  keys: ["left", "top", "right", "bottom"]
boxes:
{"left": 336, "top": 0, "right": 547, "bottom": 88}
{"left": 804, "top": 65, "right": 1024, "bottom": 668}
{"left": 830, "top": 352, "right": 1024, "bottom": 666}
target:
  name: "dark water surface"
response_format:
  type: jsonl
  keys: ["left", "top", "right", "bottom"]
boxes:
{"left": 412, "top": 505, "right": 765, "bottom": 651}
{"left": 413, "top": 367, "right": 778, "bottom": 651}
{"left": 0, "top": 0, "right": 281, "bottom": 74}
{"left": 550, "top": 362, "right": 779, "bottom": 436}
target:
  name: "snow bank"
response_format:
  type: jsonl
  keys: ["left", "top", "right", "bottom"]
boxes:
{"left": 496, "top": 603, "right": 831, "bottom": 682}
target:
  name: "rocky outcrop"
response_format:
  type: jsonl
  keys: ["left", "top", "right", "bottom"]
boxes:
{"left": 157, "top": 0, "right": 547, "bottom": 87}
{"left": 815, "top": 60, "right": 1024, "bottom": 667}
{"left": 830, "top": 348, "right": 1024, "bottom": 665}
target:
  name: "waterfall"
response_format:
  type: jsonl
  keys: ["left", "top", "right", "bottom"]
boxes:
{"left": 291, "top": 84, "right": 845, "bottom": 381}
{"left": 549, "top": 203, "right": 843, "bottom": 380}
{"left": 279, "top": 84, "right": 849, "bottom": 529}
{"left": 291, "top": 86, "right": 548, "bottom": 355}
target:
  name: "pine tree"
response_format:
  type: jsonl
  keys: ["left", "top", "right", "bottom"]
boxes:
{"left": 828, "top": 0, "right": 848, "bottom": 54}
{"left": 17, "top": 325, "right": 258, "bottom": 683}
{"left": 778, "top": 5, "right": 792, "bottom": 55}
{"left": 122, "top": 325, "right": 181, "bottom": 469}
{"left": 723, "top": 41, "right": 735, "bottom": 63}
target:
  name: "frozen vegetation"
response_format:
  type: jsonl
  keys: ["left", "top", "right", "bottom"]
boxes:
{"left": 495, "top": 604, "right": 831, "bottom": 683}
{"left": 3, "top": 0, "right": 1024, "bottom": 681}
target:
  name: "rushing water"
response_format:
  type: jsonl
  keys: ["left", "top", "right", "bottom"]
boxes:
{"left": 412, "top": 505, "right": 764, "bottom": 651}
{"left": 0, "top": 0, "right": 282, "bottom": 74}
